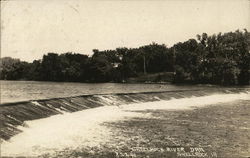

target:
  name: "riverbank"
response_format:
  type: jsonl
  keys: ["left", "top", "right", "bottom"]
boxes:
{"left": 126, "top": 72, "right": 174, "bottom": 83}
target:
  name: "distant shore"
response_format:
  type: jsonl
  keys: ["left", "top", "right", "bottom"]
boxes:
{"left": 1, "top": 30, "right": 249, "bottom": 86}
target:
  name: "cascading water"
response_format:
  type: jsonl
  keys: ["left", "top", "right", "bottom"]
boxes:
{"left": 1, "top": 88, "right": 250, "bottom": 157}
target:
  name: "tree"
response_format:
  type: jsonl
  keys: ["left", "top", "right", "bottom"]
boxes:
{"left": 0, "top": 29, "right": 249, "bottom": 85}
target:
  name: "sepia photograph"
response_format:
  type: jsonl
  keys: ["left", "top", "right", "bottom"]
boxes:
{"left": 0, "top": 0, "right": 250, "bottom": 157}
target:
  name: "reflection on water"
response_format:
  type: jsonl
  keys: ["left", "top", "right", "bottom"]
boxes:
{"left": 0, "top": 80, "right": 215, "bottom": 103}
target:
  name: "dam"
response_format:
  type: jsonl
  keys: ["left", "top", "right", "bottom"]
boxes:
{"left": 1, "top": 86, "right": 250, "bottom": 157}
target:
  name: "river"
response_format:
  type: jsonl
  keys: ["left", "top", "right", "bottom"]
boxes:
{"left": 0, "top": 80, "right": 217, "bottom": 104}
{"left": 1, "top": 81, "right": 250, "bottom": 157}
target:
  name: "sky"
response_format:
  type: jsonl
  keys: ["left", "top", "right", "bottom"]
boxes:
{"left": 1, "top": 0, "right": 250, "bottom": 62}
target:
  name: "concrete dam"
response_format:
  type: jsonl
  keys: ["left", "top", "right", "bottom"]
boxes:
{"left": 1, "top": 87, "right": 249, "bottom": 141}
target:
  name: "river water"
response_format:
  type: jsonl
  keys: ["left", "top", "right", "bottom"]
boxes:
{"left": 2, "top": 92, "right": 250, "bottom": 157}
{"left": 0, "top": 80, "right": 217, "bottom": 104}
{"left": 1, "top": 80, "right": 250, "bottom": 157}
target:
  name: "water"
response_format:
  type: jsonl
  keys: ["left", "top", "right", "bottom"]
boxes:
{"left": 1, "top": 80, "right": 250, "bottom": 157}
{"left": 2, "top": 92, "right": 250, "bottom": 157}
{"left": 0, "top": 80, "right": 214, "bottom": 104}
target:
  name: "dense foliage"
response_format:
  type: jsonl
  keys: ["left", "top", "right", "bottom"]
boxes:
{"left": 1, "top": 30, "right": 249, "bottom": 85}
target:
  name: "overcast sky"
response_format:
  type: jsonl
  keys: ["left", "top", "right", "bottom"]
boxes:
{"left": 1, "top": 0, "right": 249, "bottom": 62}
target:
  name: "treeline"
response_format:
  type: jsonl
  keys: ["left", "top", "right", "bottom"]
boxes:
{"left": 1, "top": 29, "right": 249, "bottom": 85}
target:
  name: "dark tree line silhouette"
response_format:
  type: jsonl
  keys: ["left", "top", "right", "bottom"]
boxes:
{"left": 1, "top": 30, "right": 249, "bottom": 85}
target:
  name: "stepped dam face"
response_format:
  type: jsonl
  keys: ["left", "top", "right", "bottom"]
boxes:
{"left": 1, "top": 88, "right": 249, "bottom": 141}
{"left": 1, "top": 87, "right": 250, "bottom": 157}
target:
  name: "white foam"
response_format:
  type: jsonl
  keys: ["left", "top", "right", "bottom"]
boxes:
{"left": 2, "top": 92, "right": 250, "bottom": 157}
{"left": 6, "top": 115, "right": 20, "bottom": 123}
{"left": 1, "top": 106, "right": 143, "bottom": 157}
{"left": 31, "top": 101, "right": 43, "bottom": 107}
{"left": 97, "top": 95, "right": 116, "bottom": 105}
{"left": 54, "top": 108, "right": 67, "bottom": 114}
{"left": 120, "top": 92, "right": 250, "bottom": 111}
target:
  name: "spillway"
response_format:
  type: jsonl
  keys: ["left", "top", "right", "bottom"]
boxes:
{"left": 1, "top": 88, "right": 249, "bottom": 141}
{"left": 1, "top": 88, "right": 250, "bottom": 157}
